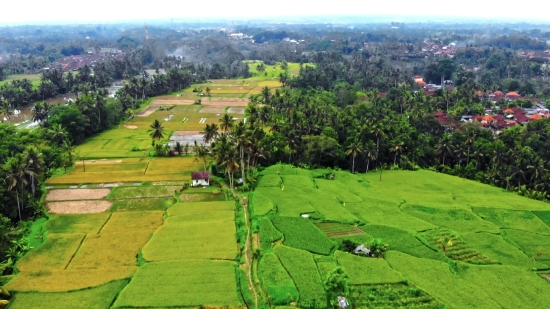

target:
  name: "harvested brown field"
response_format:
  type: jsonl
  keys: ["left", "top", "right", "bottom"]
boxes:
{"left": 136, "top": 106, "right": 158, "bottom": 117}
{"left": 47, "top": 200, "right": 113, "bottom": 214}
{"left": 45, "top": 189, "right": 111, "bottom": 201}
{"left": 151, "top": 99, "right": 195, "bottom": 105}
{"left": 123, "top": 125, "right": 138, "bottom": 129}
{"left": 543, "top": 274, "right": 550, "bottom": 281}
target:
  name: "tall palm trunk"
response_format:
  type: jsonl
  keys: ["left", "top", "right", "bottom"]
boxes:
{"left": 366, "top": 159, "right": 370, "bottom": 173}
{"left": 352, "top": 154, "right": 356, "bottom": 173}
{"left": 16, "top": 190, "right": 21, "bottom": 221}
{"left": 240, "top": 146, "right": 246, "bottom": 185}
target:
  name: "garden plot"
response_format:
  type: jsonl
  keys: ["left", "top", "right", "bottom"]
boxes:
{"left": 113, "top": 260, "right": 242, "bottom": 308}
{"left": 7, "top": 279, "right": 128, "bottom": 309}
{"left": 169, "top": 131, "right": 204, "bottom": 145}
{"left": 315, "top": 222, "right": 365, "bottom": 237}
{"left": 108, "top": 185, "right": 181, "bottom": 199}
{"left": 45, "top": 189, "right": 110, "bottom": 201}
{"left": 47, "top": 200, "right": 113, "bottom": 214}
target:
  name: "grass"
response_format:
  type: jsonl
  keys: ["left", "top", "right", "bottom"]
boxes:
{"left": 259, "top": 217, "right": 283, "bottom": 250}
{"left": 402, "top": 204, "right": 500, "bottom": 234}
{"left": 533, "top": 210, "right": 550, "bottom": 228}
{"left": 26, "top": 217, "right": 48, "bottom": 249}
{"left": 503, "top": 229, "right": 550, "bottom": 266}
{"left": 108, "top": 185, "right": 181, "bottom": 199}
{"left": 274, "top": 245, "right": 327, "bottom": 308}
{"left": 334, "top": 251, "right": 403, "bottom": 284}
{"left": 257, "top": 174, "right": 283, "bottom": 187}
{"left": 46, "top": 213, "right": 110, "bottom": 234}
{"left": 271, "top": 216, "right": 335, "bottom": 255}
{"left": 143, "top": 203, "right": 237, "bottom": 261}
{"left": 259, "top": 252, "right": 299, "bottom": 305}
{"left": 5, "top": 266, "right": 137, "bottom": 292}
{"left": 473, "top": 207, "right": 550, "bottom": 235}
{"left": 110, "top": 197, "right": 174, "bottom": 211}
{"left": 315, "top": 222, "right": 365, "bottom": 238}
{"left": 251, "top": 191, "right": 275, "bottom": 216}
{"left": 349, "top": 283, "right": 445, "bottom": 309}
{"left": 0, "top": 74, "right": 41, "bottom": 89}
{"left": 421, "top": 229, "right": 499, "bottom": 265}
{"left": 113, "top": 260, "right": 242, "bottom": 308}
{"left": 8, "top": 279, "right": 129, "bottom": 309}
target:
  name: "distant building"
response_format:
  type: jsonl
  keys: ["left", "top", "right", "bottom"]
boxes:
{"left": 354, "top": 244, "right": 371, "bottom": 256}
{"left": 191, "top": 171, "right": 210, "bottom": 187}
{"left": 337, "top": 296, "right": 349, "bottom": 308}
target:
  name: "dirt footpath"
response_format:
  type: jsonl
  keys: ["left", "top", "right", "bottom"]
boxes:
{"left": 45, "top": 189, "right": 111, "bottom": 201}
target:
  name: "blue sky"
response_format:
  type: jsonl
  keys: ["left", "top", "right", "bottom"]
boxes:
{"left": 1, "top": 0, "right": 546, "bottom": 24}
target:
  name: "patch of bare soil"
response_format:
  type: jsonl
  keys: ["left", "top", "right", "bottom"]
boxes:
{"left": 136, "top": 106, "right": 157, "bottom": 116}
{"left": 203, "top": 101, "right": 248, "bottom": 107}
{"left": 543, "top": 274, "right": 550, "bottom": 281}
{"left": 45, "top": 189, "right": 111, "bottom": 201}
{"left": 199, "top": 106, "right": 226, "bottom": 113}
{"left": 47, "top": 200, "right": 113, "bottom": 214}
{"left": 326, "top": 228, "right": 366, "bottom": 238}
{"left": 123, "top": 125, "right": 138, "bottom": 129}
{"left": 227, "top": 107, "right": 245, "bottom": 114}
{"left": 209, "top": 97, "right": 246, "bottom": 102}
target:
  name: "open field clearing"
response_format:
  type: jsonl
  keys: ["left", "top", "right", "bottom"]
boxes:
{"left": 8, "top": 279, "right": 128, "bottom": 309}
{"left": 0, "top": 74, "right": 41, "bottom": 88}
{"left": 45, "top": 188, "right": 110, "bottom": 201}
{"left": 108, "top": 185, "right": 181, "bottom": 199}
{"left": 111, "top": 197, "right": 174, "bottom": 211}
{"left": 15, "top": 233, "right": 85, "bottom": 272}
{"left": 47, "top": 200, "right": 113, "bottom": 214}
{"left": 46, "top": 213, "right": 110, "bottom": 234}
{"left": 113, "top": 260, "right": 242, "bottom": 308}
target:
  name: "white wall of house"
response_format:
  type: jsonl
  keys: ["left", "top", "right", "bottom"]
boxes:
{"left": 192, "top": 179, "right": 209, "bottom": 187}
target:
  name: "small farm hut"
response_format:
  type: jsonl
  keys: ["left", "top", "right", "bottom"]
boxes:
{"left": 354, "top": 244, "right": 371, "bottom": 256}
{"left": 192, "top": 171, "right": 210, "bottom": 187}
{"left": 337, "top": 296, "right": 349, "bottom": 308}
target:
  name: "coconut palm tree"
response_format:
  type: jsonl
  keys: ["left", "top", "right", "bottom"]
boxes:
{"left": 23, "top": 146, "right": 44, "bottom": 195}
{"left": 219, "top": 114, "right": 235, "bottom": 132}
{"left": 5, "top": 155, "right": 27, "bottom": 220}
{"left": 174, "top": 142, "right": 184, "bottom": 155}
{"left": 231, "top": 122, "right": 250, "bottom": 184}
{"left": 201, "top": 123, "right": 219, "bottom": 144}
{"left": 49, "top": 124, "right": 68, "bottom": 145}
{"left": 389, "top": 140, "right": 405, "bottom": 166}
{"left": 0, "top": 99, "right": 14, "bottom": 121}
{"left": 222, "top": 146, "right": 240, "bottom": 190}
{"left": 149, "top": 119, "right": 165, "bottom": 143}
{"left": 345, "top": 140, "right": 362, "bottom": 173}
{"left": 261, "top": 86, "right": 271, "bottom": 104}
{"left": 435, "top": 134, "right": 454, "bottom": 166}
{"left": 193, "top": 141, "right": 209, "bottom": 170}
{"left": 62, "top": 139, "right": 75, "bottom": 167}
{"left": 363, "top": 141, "right": 377, "bottom": 173}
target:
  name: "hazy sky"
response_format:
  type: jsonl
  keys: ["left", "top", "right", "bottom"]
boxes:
{"left": 2, "top": 0, "right": 547, "bottom": 24}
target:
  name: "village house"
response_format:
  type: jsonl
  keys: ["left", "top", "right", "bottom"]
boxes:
{"left": 191, "top": 171, "right": 210, "bottom": 187}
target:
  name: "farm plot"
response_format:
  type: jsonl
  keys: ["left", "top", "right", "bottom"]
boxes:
{"left": 334, "top": 251, "right": 403, "bottom": 284}
{"left": 349, "top": 283, "right": 444, "bottom": 309}
{"left": 108, "top": 185, "right": 181, "bottom": 199}
{"left": 47, "top": 200, "right": 113, "bottom": 214}
{"left": 8, "top": 279, "right": 128, "bottom": 309}
{"left": 68, "top": 212, "right": 164, "bottom": 269}
{"left": 113, "top": 260, "right": 242, "bottom": 308}
{"left": 111, "top": 198, "right": 174, "bottom": 211}
{"left": 259, "top": 253, "right": 299, "bottom": 305}
{"left": 271, "top": 216, "right": 335, "bottom": 255}
{"left": 170, "top": 131, "right": 204, "bottom": 146}
{"left": 145, "top": 157, "right": 202, "bottom": 175}
{"left": 227, "top": 107, "right": 245, "bottom": 114}
{"left": 315, "top": 222, "right": 365, "bottom": 238}
{"left": 473, "top": 207, "right": 550, "bottom": 235}
{"left": 259, "top": 217, "right": 283, "bottom": 250}
{"left": 46, "top": 213, "right": 110, "bottom": 234}
{"left": 503, "top": 229, "right": 550, "bottom": 266}
{"left": 421, "top": 229, "right": 498, "bottom": 265}
{"left": 251, "top": 191, "right": 275, "bottom": 216}
{"left": 6, "top": 267, "right": 137, "bottom": 292}
{"left": 274, "top": 245, "right": 327, "bottom": 309}
{"left": 401, "top": 204, "right": 500, "bottom": 234}
{"left": 143, "top": 202, "right": 237, "bottom": 261}
{"left": 178, "top": 192, "right": 225, "bottom": 203}
{"left": 15, "top": 233, "right": 85, "bottom": 272}
{"left": 45, "top": 189, "right": 110, "bottom": 201}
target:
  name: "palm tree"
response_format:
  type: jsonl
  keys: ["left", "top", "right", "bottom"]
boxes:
{"left": 201, "top": 123, "right": 219, "bottom": 144}
{"left": 23, "top": 146, "right": 44, "bottom": 195}
{"left": 526, "top": 157, "right": 547, "bottom": 186}
{"left": 205, "top": 87, "right": 211, "bottom": 96}
{"left": 465, "top": 130, "right": 476, "bottom": 164}
{"left": 363, "top": 141, "right": 377, "bottom": 173}
{"left": 232, "top": 121, "right": 250, "bottom": 184}
{"left": 0, "top": 99, "right": 14, "bottom": 121}
{"left": 148, "top": 119, "right": 165, "bottom": 143}
{"left": 174, "top": 142, "right": 184, "bottom": 155}
{"left": 184, "top": 143, "right": 190, "bottom": 155}
{"left": 435, "top": 134, "right": 454, "bottom": 166}
{"left": 62, "top": 139, "right": 75, "bottom": 167}
{"left": 49, "top": 124, "right": 68, "bottom": 145}
{"left": 261, "top": 86, "right": 271, "bottom": 104}
{"left": 5, "top": 156, "right": 27, "bottom": 220}
{"left": 193, "top": 141, "right": 209, "bottom": 170}
{"left": 389, "top": 140, "right": 405, "bottom": 166}
{"left": 278, "top": 72, "right": 288, "bottom": 87}
{"left": 346, "top": 141, "right": 363, "bottom": 173}
{"left": 219, "top": 114, "right": 235, "bottom": 132}
{"left": 222, "top": 146, "right": 240, "bottom": 190}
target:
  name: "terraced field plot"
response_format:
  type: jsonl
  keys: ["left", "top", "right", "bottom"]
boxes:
{"left": 254, "top": 165, "right": 550, "bottom": 308}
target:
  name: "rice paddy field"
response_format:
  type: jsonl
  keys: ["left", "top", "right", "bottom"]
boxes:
{"left": 254, "top": 164, "right": 550, "bottom": 308}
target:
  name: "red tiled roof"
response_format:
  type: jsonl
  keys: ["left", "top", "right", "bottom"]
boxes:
{"left": 191, "top": 171, "right": 211, "bottom": 180}
{"left": 514, "top": 113, "right": 529, "bottom": 123}
{"left": 530, "top": 114, "right": 543, "bottom": 120}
